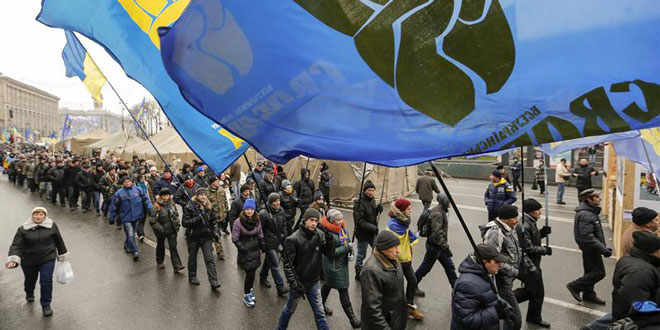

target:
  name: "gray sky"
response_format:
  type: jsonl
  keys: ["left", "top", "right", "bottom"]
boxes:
{"left": 0, "top": 2, "right": 150, "bottom": 114}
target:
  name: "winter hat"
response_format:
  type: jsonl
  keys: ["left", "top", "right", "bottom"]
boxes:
{"left": 394, "top": 198, "right": 411, "bottom": 212}
{"left": 281, "top": 179, "right": 292, "bottom": 190}
{"left": 196, "top": 166, "right": 205, "bottom": 173}
{"left": 302, "top": 208, "right": 321, "bottom": 222}
{"left": 183, "top": 174, "right": 194, "bottom": 181}
{"left": 31, "top": 206, "right": 48, "bottom": 216}
{"left": 150, "top": 166, "right": 157, "bottom": 172}
{"left": 498, "top": 205, "right": 518, "bottom": 219}
{"left": 158, "top": 188, "right": 171, "bottom": 196}
{"left": 243, "top": 198, "right": 256, "bottom": 210}
{"left": 363, "top": 179, "right": 376, "bottom": 191}
{"left": 267, "top": 192, "right": 280, "bottom": 205}
{"left": 195, "top": 188, "right": 208, "bottom": 196}
{"left": 208, "top": 175, "right": 219, "bottom": 183}
{"left": 579, "top": 188, "right": 597, "bottom": 200}
{"left": 632, "top": 207, "right": 658, "bottom": 226}
{"left": 313, "top": 190, "right": 324, "bottom": 201}
{"left": 375, "top": 230, "right": 400, "bottom": 251}
{"left": 491, "top": 170, "right": 502, "bottom": 178}
{"left": 120, "top": 175, "right": 132, "bottom": 183}
{"left": 523, "top": 199, "right": 543, "bottom": 214}
{"left": 240, "top": 184, "right": 251, "bottom": 193}
{"left": 327, "top": 209, "right": 343, "bottom": 223}
{"left": 633, "top": 231, "right": 660, "bottom": 253}
{"left": 476, "top": 243, "right": 510, "bottom": 263}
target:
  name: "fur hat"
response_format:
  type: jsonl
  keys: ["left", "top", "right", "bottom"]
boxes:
{"left": 327, "top": 209, "right": 343, "bottom": 223}
{"left": 31, "top": 206, "right": 48, "bottom": 216}
{"left": 375, "top": 231, "right": 400, "bottom": 250}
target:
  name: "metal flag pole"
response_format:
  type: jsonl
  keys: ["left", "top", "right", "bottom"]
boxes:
{"left": 520, "top": 146, "right": 525, "bottom": 204}
{"left": 351, "top": 162, "right": 368, "bottom": 243}
{"left": 543, "top": 153, "right": 550, "bottom": 246}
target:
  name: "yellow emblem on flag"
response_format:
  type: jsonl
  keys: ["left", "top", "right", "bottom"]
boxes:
{"left": 118, "top": 0, "right": 190, "bottom": 50}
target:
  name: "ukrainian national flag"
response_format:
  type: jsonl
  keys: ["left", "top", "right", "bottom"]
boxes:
{"left": 62, "top": 30, "right": 106, "bottom": 103}
{"left": 61, "top": 114, "right": 72, "bottom": 140}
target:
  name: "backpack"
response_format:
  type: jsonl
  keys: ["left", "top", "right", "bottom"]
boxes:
{"left": 417, "top": 208, "right": 432, "bottom": 237}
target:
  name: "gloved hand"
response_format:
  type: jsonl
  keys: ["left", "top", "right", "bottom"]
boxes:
{"left": 376, "top": 204, "right": 384, "bottom": 214}
{"left": 544, "top": 246, "right": 552, "bottom": 256}
{"left": 495, "top": 296, "right": 513, "bottom": 319}
{"left": 602, "top": 248, "right": 613, "bottom": 258}
{"left": 540, "top": 226, "right": 552, "bottom": 237}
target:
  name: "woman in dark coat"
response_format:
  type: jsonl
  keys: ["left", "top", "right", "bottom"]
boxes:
{"left": 232, "top": 198, "right": 264, "bottom": 308}
{"left": 6, "top": 206, "right": 68, "bottom": 317}
{"left": 320, "top": 209, "right": 361, "bottom": 328}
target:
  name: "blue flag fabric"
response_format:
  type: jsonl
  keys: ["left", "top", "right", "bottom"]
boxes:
{"left": 38, "top": 0, "right": 248, "bottom": 173}
{"left": 160, "top": 0, "right": 660, "bottom": 166}
{"left": 540, "top": 132, "right": 640, "bottom": 157}
{"left": 613, "top": 129, "right": 660, "bottom": 179}
{"left": 62, "top": 30, "right": 107, "bottom": 103}
{"left": 61, "top": 114, "right": 72, "bottom": 140}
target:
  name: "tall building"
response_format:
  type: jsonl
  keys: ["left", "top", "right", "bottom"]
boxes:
{"left": 0, "top": 74, "right": 60, "bottom": 139}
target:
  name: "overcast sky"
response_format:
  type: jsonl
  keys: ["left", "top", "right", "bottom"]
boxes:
{"left": 0, "top": 2, "right": 150, "bottom": 115}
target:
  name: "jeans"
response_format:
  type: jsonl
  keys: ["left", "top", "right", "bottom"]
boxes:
{"left": 355, "top": 238, "right": 374, "bottom": 271}
{"left": 514, "top": 269, "right": 545, "bottom": 322}
{"left": 556, "top": 182, "right": 565, "bottom": 202}
{"left": 21, "top": 259, "right": 55, "bottom": 307}
{"left": 52, "top": 185, "right": 67, "bottom": 206}
{"left": 81, "top": 190, "right": 92, "bottom": 210}
{"left": 537, "top": 180, "right": 545, "bottom": 194}
{"left": 497, "top": 276, "right": 522, "bottom": 330}
{"left": 260, "top": 249, "right": 284, "bottom": 288}
{"left": 91, "top": 191, "right": 100, "bottom": 212}
{"left": 156, "top": 233, "right": 183, "bottom": 268}
{"left": 187, "top": 238, "right": 218, "bottom": 284}
{"left": 584, "top": 313, "right": 612, "bottom": 330}
{"left": 415, "top": 243, "right": 458, "bottom": 288}
{"left": 569, "top": 248, "right": 605, "bottom": 296}
{"left": 277, "top": 281, "right": 329, "bottom": 330}
{"left": 231, "top": 180, "right": 240, "bottom": 200}
{"left": 101, "top": 196, "right": 111, "bottom": 217}
{"left": 123, "top": 222, "right": 139, "bottom": 254}
{"left": 68, "top": 186, "right": 79, "bottom": 208}
{"left": 401, "top": 261, "right": 417, "bottom": 306}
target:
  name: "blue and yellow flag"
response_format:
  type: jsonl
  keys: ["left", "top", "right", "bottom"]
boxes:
{"left": 613, "top": 129, "right": 660, "bottom": 180}
{"left": 156, "top": 0, "right": 660, "bottom": 166}
{"left": 61, "top": 114, "right": 72, "bottom": 140}
{"left": 39, "top": 0, "right": 248, "bottom": 173}
{"left": 62, "top": 31, "right": 106, "bottom": 103}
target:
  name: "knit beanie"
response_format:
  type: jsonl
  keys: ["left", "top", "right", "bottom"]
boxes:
{"left": 363, "top": 179, "right": 376, "bottom": 191}
{"left": 394, "top": 198, "right": 411, "bottom": 212}
{"left": 498, "top": 204, "right": 519, "bottom": 219}
{"left": 523, "top": 199, "right": 542, "bottom": 214}
{"left": 632, "top": 207, "right": 658, "bottom": 226}
{"left": 375, "top": 230, "right": 400, "bottom": 250}
{"left": 303, "top": 208, "right": 321, "bottom": 222}
{"left": 32, "top": 206, "right": 48, "bottom": 216}
{"left": 243, "top": 198, "right": 256, "bottom": 210}
{"left": 633, "top": 231, "right": 660, "bottom": 253}
{"left": 491, "top": 170, "right": 502, "bottom": 178}
{"left": 313, "top": 190, "right": 324, "bottom": 201}
{"left": 240, "top": 184, "right": 251, "bottom": 193}
{"left": 267, "top": 192, "right": 280, "bottom": 205}
{"left": 327, "top": 209, "right": 343, "bottom": 223}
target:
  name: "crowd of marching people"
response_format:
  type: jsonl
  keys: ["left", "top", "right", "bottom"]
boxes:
{"left": 3, "top": 143, "right": 660, "bottom": 330}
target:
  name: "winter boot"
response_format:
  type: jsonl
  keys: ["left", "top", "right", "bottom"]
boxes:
{"left": 42, "top": 305, "right": 53, "bottom": 317}
{"left": 242, "top": 294, "right": 255, "bottom": 308}
{"left": 408, "top": 305, "right": 424, "bottom": 320}
{"left": 342, "top": 301, "right": 361, "bottom": 329}
{"left": 324, "top": 304, "right": 333, "bottom": 316}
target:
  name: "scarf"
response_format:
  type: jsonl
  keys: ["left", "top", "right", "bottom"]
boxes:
{"left": 321, "top": 217, "right": 350, "bottom": 246}
{"left": 386, "top": 205, "right": 418, "bottom": 244}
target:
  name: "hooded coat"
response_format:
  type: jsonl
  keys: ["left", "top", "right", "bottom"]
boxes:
{"left": 320, "top": 217, "right": 352, "bottom": 289}
{"left": 259, "top": 206, "right": 287, "bottom": 250}
{"left": 484, "top": 178, "right": 516, "bottom": 212}
{"left": 294, "top": 168, "right": 315, "bottom": 206}
{"left": 354, "top": 192, "right": 381, "bottom": 242}
{"left": 481, "top": 220, "right": 522, "bottom": 281}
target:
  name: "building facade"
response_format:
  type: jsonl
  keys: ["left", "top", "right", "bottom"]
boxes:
{"left": 0, "top": 74, "right": 60, "bottom": 139}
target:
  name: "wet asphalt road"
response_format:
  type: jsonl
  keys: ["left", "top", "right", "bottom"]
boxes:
{"left": 0, "top": 175, "right": 614, "bottom": 329}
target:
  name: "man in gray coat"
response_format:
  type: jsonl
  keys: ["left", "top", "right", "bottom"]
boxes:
{"left": 416, "top": 170, "right": 440, "bottom": 210}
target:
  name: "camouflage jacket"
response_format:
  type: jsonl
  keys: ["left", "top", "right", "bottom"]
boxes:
{"left": 208, "top": 185, "right": 229, "bottom": 222}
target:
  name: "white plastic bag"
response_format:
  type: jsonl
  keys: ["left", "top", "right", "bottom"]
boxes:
{"left": 55, "top": 261, "right": 74, "bottom": 284}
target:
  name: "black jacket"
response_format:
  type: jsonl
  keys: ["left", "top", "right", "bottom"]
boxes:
{"left": 258, "top": 178, "right": 278, "bottom": 207}
{"left": 48, "top": 166, "right": 66, "bottom": 185}
{"left": 63, "top": 166, "right": 81, "bottom": 187}
{"left": 574, "top": 202, "right": 607, "bottom": 252}
{"left": 282, "top": 226, "right": 334, "bottom": 289}
{"left": 75, "top": 170, "right": 96, "bottom": 192}
{"left": 451, "top": 255, "right": 499, "bottom": 330}
{"left": 574, "top": 165, "right": 597, "bottom": 190}
{"left": 149, "top": 199, "right": 180, "bottom": 237}
{"left": 360, "top": 250, "right": 407, "bottom": 330}
{"left": 232, "top": 214, "right": 264, "bottom": 271}
{"left": 259, "top": 207, "right": 287, "bottom": 250}
{"left": 174, "top": 183, "right": 199, "bottom": 207}
{"left": 294, "top": 169, "right": 315, "bottom": 206}
{"left": 181, "top": 199, "right": 216, "bottom": 240}
{"left": 279, "top": 190, "right": 298, "bottom": 222}
{"left": 354, "top": 193, "right": 381, "bottom": 242}
{"left": 8, "top": 220, "right": 68, "bottom": 267}
{"left": 516, "top": 213, "right": 550, "bottom": 267}
{"left": 229, "top": 195, "right": 250, "bottom": 227}
{"left": 428, "top": 195, "right": 450, "bottom": 250}
{"left": 612, "top": 247, "right": 660, "bottom": 321}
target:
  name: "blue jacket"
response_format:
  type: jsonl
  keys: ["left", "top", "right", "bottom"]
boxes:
{"left": 484, "top": 178, "right": 516, "bottom": 211}
{"left": 451, "top": 255, "right": 499, "bottom": 330}
{"left": 108, "top": 186, "right": 153, "bottom": 224}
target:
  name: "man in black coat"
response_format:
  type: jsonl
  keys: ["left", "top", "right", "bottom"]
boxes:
{"left": 572, "top": 159, "right": 600, "bottom": 196}
{"left": 258, "top": 192, "right": 289, "bottom": 296}
{"left": 63, "top": 159, "right": 81, "bottom": 211}
{"left": 75, "top": 164, "right": 95, "bottom": 213}
{"left": 353, "top": 180, "right": 383, "bottom": 279}
{"left": 294, "top": 168, "right": 315, "bottom": 222}
{"left": 567, "top": 189, "right": 611, "bottom": 305}
{"left": 278, "top": 208, "right": 334, "bottom": 330}
{"left": 181, "top": 188, "right": 220, "bottom": 289}
{"left": 514, "top": 199, "right": 552, "bottom": 328}
{"left": 48, "top": 161, "right": 67, "bottom": 207}
{"left": 360, "top": 231, "right": 407, "bottom": 330}
{"left": 451, "top": 244, "right": 513, "bottom": 330}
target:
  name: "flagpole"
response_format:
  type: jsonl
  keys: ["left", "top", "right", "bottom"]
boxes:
{"left": 520, "top": 146, "right": 525, "bottom": 206}
{"left": 543, "top": 152, "right": 550, "bottom": 247}
{"left": 351, "top": 162, "right": 368, "bottom": 243}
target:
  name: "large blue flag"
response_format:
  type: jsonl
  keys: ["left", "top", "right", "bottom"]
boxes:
{"left": 62, "top": 30, "right": 107, "bottom": 103}
{"left": 160, "top": 0, "right": 660, "bottom": 166}
{"left": 540, "top": 132, "right": 640, "bottom": 157}
{"left": 38, "top": 0, "right": 248, "bottom": 173}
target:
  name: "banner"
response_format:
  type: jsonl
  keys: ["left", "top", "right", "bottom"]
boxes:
{"left": 539, "top": 132, "right": 640, "bottom": 157}
{"left": 38, "top": 0, "right": 249, "bottom": 173}
{"left": 160, "top": 0, "right": 660, "bottom": 166}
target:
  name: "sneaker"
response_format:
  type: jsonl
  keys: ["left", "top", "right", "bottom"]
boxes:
{"left": 249, "top": 288, "right": 256, "bottom": 302}
{"left": 174, "top": 265, "right": 186, "bottom": 273}
{"left": 415, "top": 287, "right": 426, "bottom": 297}
{"left": 408, "top": 306, "right": 424, "bottom": 320}
{"left": 132, "top": 252, "right": 140, "bottom": 261}
{"left": 42, "top": 305, "right": 53, "bottom": 317}
{"left": 138, "top": 235, "right": 145, "bottom": 242}
{"left": 189, "top": 277, "right": 201, "bottom": 286}
{"left": 242, "top": 294, "right": 255, "bottom": 308}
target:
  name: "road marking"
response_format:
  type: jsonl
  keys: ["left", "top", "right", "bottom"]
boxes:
{"left": 548, "top": 244, "right": 617, "bottom": 260}
{"left": 544, "top": 297, "right": 606, "bottom": 317}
